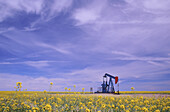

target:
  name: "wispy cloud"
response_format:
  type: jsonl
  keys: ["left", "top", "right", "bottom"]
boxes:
{"left": 111, "top": 50, "right": 170, "bottom": 66}
{"left": 23, "top": 27, "right": 40, "bottom": 32}
{"left": 0, "top": 0, "right": 43, "bottom": 22}
{"left": 0, "top": 0, "right": 73, "bottom": 31}
{"left": 73, "top": 0, "right": 170, "bottom": 27}
{"left": 114, "top": 57, "right": 170, "bottom": 62}
{"left": 112, "top": 51, "right": 134, "bottom": 57}
{"left": 0, "top": 73, "right": 68, "bottom": 91}
{"left": 125, "top": 0, "right": 170, "bottom": 12}
{"left": 36, "top": 42, "right": 71, "bottom": 54}
{"left": 0, "top": 60, "right": 55, "bottom": 68}
{"left": 73, "top": 0, "right": 106, "bottom": 25}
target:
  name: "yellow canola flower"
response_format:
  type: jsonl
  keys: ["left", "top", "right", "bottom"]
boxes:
{"left": 88, "top": 101, "right": 93, "bottom": 106}
{"left": 98, "top": 95, "right": 102, "bottom": 99}
{"left": 50, "top": 82, "right": 53, "bottom": 85}
{"left": 57, "top": 97, "right": 62, "bottom": 102}
{"left": 112, "top": 104, "right": 115, "bottom": 108}
{"left": 142, "top": 107, "right": 148, "bottom": 112}
{"left": 44, "top": 104, "right": 52, "bottom": 111}
{"left": 155, "top": 109, "right": 160, "bottom": 112}
{"left": 120, "top": 104, "right": 125, "bottom": 109}
{"left": 16, "top": 82, "right": 22, "bottom": 86}
{"left": 131, "top": 87, "right": 135, "bottom": 91}
{"left": 102, "top": 104, "right": 106, "bottom": 108}
{"left": 86, "top": 108, "right": 90, "bottom": 112}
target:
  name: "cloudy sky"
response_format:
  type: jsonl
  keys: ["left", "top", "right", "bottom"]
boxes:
{"left": 0, "top": 0, "right": 170, "bottom": 91}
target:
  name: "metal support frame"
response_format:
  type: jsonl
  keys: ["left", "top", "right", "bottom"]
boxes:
{"left": 101, "top": 73, "right": 118, "bottom": 93}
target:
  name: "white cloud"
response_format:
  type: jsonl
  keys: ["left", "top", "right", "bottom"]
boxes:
{"left": 112, "top": 55, "right": 170, "bottom": 61}
{"left": 73, "top": 9, "right": 99, "bottom": 25}
{"left": 125, "top": 0, "right": 170, "bottom": 14}
{"left": 112, "top": 51, "right": 134, "bottom": 57}
{"left": 23, "top": 61, "right": 52, "bottom": 68}
{"left": 0, "top": 27, "right": 15, "bottom": 34}
{"left": 0, "top": 0, "right": 44, "bottom": 22}
{"left": 73, "top": 0, "right": 107, "bottom": 25}
{"left": 36, "top": 42, "right": 71, "bottom": 54}
{"left": 0, "top": 72, "right": 97, "bottom": 91}
{"left": 0, "top": 60, "right": 55, "bottom": 69}
{"left": 51, "top": 0, "right": 72, "bottom": 14}
{"left": 0, "top": 73, "right": 67, "bottom": 91}
{"left": 73, "top": 0, "right": 170, "bottom": 27}
{"left": 0, "top": 0, "right": 73, "bottom": 22}
{"left": 111, "top": 51, "right": 170, "bottom": 66}
{"left": 147, "top": 61, "right": 163, "bottom": 66}
{"left": 23, "top": 27, "right": 40, "bottom": 32}
{"left": 0, "top": 4, "right": 13, "bottom": 22}
{"left": 143, "top": 0, "right": 170, "bottom": 11}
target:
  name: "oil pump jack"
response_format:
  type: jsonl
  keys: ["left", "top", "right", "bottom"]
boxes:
{"left": 101, "top": 73, "right": 119, "bottom": 94}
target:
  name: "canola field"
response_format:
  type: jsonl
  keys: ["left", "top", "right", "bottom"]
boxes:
{"left": 0, "top": 91, "right": 170, "bottom": 112}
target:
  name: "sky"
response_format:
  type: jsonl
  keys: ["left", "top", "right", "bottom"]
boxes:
{"left": 0, "top": 0, "right": 170, "bottom": 91}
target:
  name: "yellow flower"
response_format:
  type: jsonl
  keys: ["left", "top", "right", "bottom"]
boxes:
{"left": 98, "top": 95, "right": 102, "bottom": 99}
{"left": 142, "top": 107, "right": 148, "bottom": 112}
{"left": 120, "top": 105, "right": 125, "bottom": 109}
{"left": 112, "top": 104, "right": 115, "bottom": 108}
{"left": 111, "top": 97, "right": 115, "bottom": 101}
{"left": 32, "top": 107, "right": 39, "bottom": 110}
{"left": 44, "top": 90, "right": 47, "bottom": 93}
{"left": 102, "top": 104, "right": 105, "bottom": 108}
{"left": 88, "top": 102, "right": 93, "bottom": 106}
{"left": 131, "top": 87, "right": 135, "bottom": 90}
{"left": 144, "top": 100, "right": 149, "bottom": 104}
{"left": 27, "top": 105, "right": 30, "bottom": 109}
{"left": 155, "top": 109, "right": 160, "bottom": 112}
{"left": 16, "top": 82, "right": 22, "bottom": 86}
{"left": 44, "top": 104, "right": 52, "bottom": 111}
{"left": 50, "top": 82, "right": 53, "bottom": 85}
{"left": 57, "top": 98, "right": 62, "bottom": 102}
{"left": 86, "top": 108, "right": 90, "bottom": 112}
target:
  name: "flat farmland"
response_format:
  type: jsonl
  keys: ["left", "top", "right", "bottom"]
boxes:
{"left": 0, "top": 91, "right": 169, "bottom": 112}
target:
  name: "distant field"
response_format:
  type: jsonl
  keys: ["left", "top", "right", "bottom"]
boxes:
{"left": 0, "top": 91, "right": 170, "bottom": 94}
{"left": 119, "top": 91, "right": 170, "bottom": 94}
{"left": 0, "top": 91, "right": 170, "bottom": 95}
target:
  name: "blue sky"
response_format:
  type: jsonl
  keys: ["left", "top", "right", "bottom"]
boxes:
{"left": 0, "top": 0, "right": 170, "bottom": 91}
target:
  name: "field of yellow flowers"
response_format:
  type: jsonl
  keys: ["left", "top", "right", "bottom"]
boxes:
{"left": 0, "top": 91, "right": 170, "bottom": 112}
